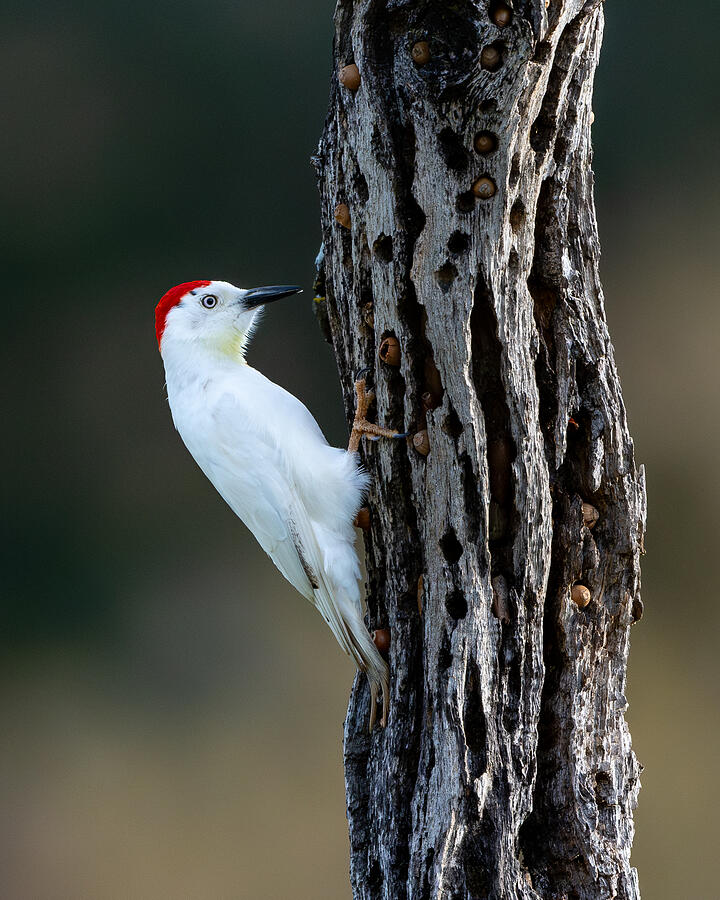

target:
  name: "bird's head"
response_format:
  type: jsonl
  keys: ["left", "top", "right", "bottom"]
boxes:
{"left": 155, "top": 280, "right": 302, "bottom": 359}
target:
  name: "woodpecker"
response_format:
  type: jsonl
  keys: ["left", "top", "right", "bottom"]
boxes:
{"left": 155, "top": 280, "right": 395, "bottom": 728}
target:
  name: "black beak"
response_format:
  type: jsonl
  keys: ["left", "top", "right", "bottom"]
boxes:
{"left": 243, "top": 285, "right": 303, "bottom": 309}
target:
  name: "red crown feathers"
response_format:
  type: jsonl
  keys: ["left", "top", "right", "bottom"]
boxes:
{"left": 155, "top": 280, "right": 211, "bottom": 348}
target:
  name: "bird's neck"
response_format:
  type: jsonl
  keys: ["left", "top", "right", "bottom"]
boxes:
{"left": 161, "top": 337, "right": 248, "bottom": 392}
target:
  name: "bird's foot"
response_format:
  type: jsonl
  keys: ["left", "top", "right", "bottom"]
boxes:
{"left": 348, "top": 378, "right": 407, "bottom": 453}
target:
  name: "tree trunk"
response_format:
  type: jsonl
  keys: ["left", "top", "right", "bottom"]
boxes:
{"left": 314, "top": 1, "right": 646, "bottom": 898}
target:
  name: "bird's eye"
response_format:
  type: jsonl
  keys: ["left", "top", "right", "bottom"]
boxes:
{"left": 201, "top": 294, "right": 218, "bottom": 309}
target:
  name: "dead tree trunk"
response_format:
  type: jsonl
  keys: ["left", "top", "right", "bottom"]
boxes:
{"left": 314, "top": 1, "right": 646, "bottom": 898}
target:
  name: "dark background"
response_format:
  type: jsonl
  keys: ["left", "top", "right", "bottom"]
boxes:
{"left": 2, "top": 1, "right": 718, "bottom": 896}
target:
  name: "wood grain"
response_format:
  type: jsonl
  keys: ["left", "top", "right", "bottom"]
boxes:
{"left": 315, "top": 2, "right": 645, "bottom": 896}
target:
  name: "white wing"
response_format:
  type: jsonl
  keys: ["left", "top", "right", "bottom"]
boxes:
{"left": 202, "top": 392, "right": 371, "bottom": 670}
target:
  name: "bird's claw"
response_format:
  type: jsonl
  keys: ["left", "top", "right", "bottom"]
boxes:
{"left": 354, "top": 366, "right": 373, "bottom": 387}
{"left": 348, "top": 376, "right": 406, "bottom": 453}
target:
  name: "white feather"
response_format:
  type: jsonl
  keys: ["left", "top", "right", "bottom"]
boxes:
{"left": 159, "top": 281, "right": 389, "bottom": 725}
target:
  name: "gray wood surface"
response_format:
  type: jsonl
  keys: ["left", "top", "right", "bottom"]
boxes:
{"left": 315, "top": 2, "right": 646, "bottom": 897}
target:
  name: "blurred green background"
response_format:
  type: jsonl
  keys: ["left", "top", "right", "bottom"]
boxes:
{"left": 2, "top": 1, "right": 718, "bottom": 897}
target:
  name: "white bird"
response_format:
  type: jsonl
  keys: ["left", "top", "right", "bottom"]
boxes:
{"left": 155, "top": 279, "right": 393, "bottom": 727}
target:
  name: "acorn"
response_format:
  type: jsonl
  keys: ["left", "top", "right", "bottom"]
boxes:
{"left": 472, "top": 176, "right": 497, "bottom": 199}
{"left": 354, "top": 507, "right": 371, "bottom": 531}
{"left": 480, "top": 45, "right": 502, "bottom": 71}
{"left": 339, "top": 63, "right": 361, "bottom": 91}
{"left": 474, "top": 131, "right": 498, "bottom": 155}
{"left": 372, "top": 628, "right": 391, "bottom": 658}
{"left": 571, "top": 584, "right": 591, "bottom": 608}
{"left": 417, "top": 575, "right": 424, "bottom": 615}
{"left": 582, "top": 502, "right": 599, "bottom": 529}
{"left": 413, "top": 429, "right": 430, "bottom": 456}
{"left": 379, "top": 335, "right": 401, "bottom": 366}
{"left": 492, "top": 5, "right": 512, "bottom": 27}
{"left": 411, "top": 41, "right": 431, "bottom": 65}
{"left": 334, "top": 203, "right": 351, "bottom": 229}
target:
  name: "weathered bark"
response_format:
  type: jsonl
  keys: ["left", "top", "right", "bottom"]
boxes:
{"left": 315, "top": 1, "right": 646, "bottom": 898}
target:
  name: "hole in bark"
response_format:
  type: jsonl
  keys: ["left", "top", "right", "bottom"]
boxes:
{"left": 360, "top": 288, "right": 374, "bottom": 323}
{"left": 489, "top": 499, "right": 509, "bottom": 542}
{"left": 529, "top": 187, "right": 560, "bottom": 463}
{"left": 440, "top": 527, "right": 464, "bottom": 564}
{"left": 533, "top": 39, "right": 552, "bottom": 64}
{"left": 479, "top": 98, "right": 498, "bottom": 114}
{"left": 446, "top": 589, "right": 467, "bottom": 620}
{"left": 530, "top": 278, "right": 557, "bottom": 345}
{"left": 354, "top": 169, "right": 369, "bottom": 203}
{"left": 471, "top": 269, "right": 517, "bottom": 579}
{"left": 427, "top": 743, "right": 435, "bottom": 775}
{"left": 438, "top": 127, "right": 468, "bottom": 171}
{"left": 531, "top": 89, "right": 557, "bottom": 153}
{"left": 395, "top": 840, "right": 410, "bottom": 889}
{"left": 340, "top": 221, "right": 354, "bottom": 269}
{"left": 509, "top": 151, "right": 521, "bottom": 187}
{"left": 435, "top": 261, "right": 458, "bottom": 290}
{"left": 421, "top": 849, "right": 434, "bottom": 900}
{"left": 510, "top": 199, "right": 525, "bottom": 233}
{"left": 502, "top": 648, "right": 521, "bottom": 731}
{"left": 404, "top": 175, "right": 427, "bottom": 238}
{"left": 442, "top": 407, "right": 463, "bottom": 439}
{"left": 594, "top": 771, "right": 614, "bottom": 807}
{"left": 460, "top": 452, "right": 483, "bottom": 548}
{"left": 439, "top": 630, "right": 454, "bottom": 668}
{"left": 371, "top": 124, "right": 393, "bottom": 168}
{"left": 448, "top": 230, "right": 470, "bottom": 254}
{"left": 559, "top": 357, "right": 604, "bottom": 498}
{"left": 487, "top": 439, "right": 512, "bottom": 505}
{"left": 373, "top": 233, "right": 394, "bottom": 262}
{"left": 456, "top": 191, "right": 476, "bottom": 213}
{"left": 421, "top": 333, "right": 445, "bottom": 408}
{"left": 463, "top": 660, "right": 487, "bottom": 765}
{"left": 508, "top": 248, "right": 520, "bottom": 273}
{"left": 396, "top": 293, "right": 422, "bottom": 360}
{"left": 368, "top": 857, "right": 383, "bottom": 891}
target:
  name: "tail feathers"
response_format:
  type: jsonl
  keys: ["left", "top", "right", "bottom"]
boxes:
{"left": 288, "top": 496, "right": 389, "bottom": 728}
{"left": 315, "top": 582, "right": 389, "bottom": 730}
